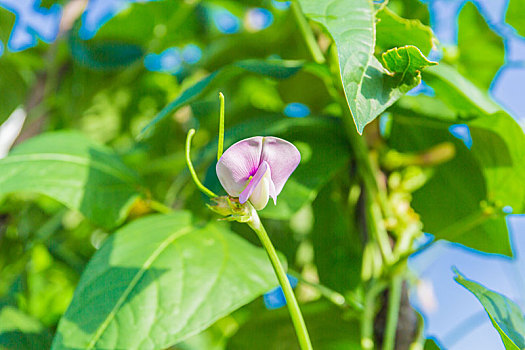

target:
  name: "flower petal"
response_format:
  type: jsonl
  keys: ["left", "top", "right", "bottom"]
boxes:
{"left": 260, "top": 137, "right": 301, "bottom": 197}
{"left": 239, "top": 161, "right": 268, "bottom": 204}
{"left": 216, "top": 136, "right": 263, "bottom": 196}
{"left": 249, "top": 174, "right": 271, "bottom": 210}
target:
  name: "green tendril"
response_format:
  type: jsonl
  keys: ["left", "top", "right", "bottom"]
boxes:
{"left": 185, "top": 129, "right": 218, "bottom": 198}
{"left": 217, "top": 92, "right": 225, "bottom": 161}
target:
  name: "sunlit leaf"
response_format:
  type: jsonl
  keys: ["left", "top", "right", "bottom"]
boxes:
{"left": 506, "top": 0, "right": 525, "bottom": 37}
{"left": 376, "top": 7, "right": 435, "bottom": 55}
{"left": 52, "top": 212, "right": 280, "bottom": 350}
{"left": 455, "top": 270, "right": 525, "bottom": 350}
{"left": 297, "top": 0, "right": 434, "bottom": 133}
{"left": 0, "top": 131, "right": 142, "bottom": 228}
{"left": 381, "top": 45, "right": 437, "bottom": 76}
{"left": 423, "top": 63, "right": 500, "bottom": 116}
{"left": 457, "top": 2, "right": 504, "bottom": 89}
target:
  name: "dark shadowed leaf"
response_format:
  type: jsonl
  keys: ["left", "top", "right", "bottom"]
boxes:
{"left": 312, "top": 182, "right": 362, "bottom": 292}
{"left": 137, "top": 59, "right": 303, "bottom": 140}
{"left": 227, "top": 302, "right": 360, "bottom": 350}
{"left": 69, "top": 36, "right": 144, "bottom": 71}
{"left": 389, "top": 114, "right": 515, "bottom": 255}
{"left": 0, "top": 306, "right": 52, "bottom": 350}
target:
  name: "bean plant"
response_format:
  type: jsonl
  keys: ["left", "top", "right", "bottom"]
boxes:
{"left": 0, "top": 0, "right": 524, "bottom": 349}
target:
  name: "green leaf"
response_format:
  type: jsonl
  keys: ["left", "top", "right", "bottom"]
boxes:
{"left": 298, "top": 0, "right": 434, "bottom": 133}
{"left": 468, "top": 112, "right": 525, "bottom": 214}
{"left": 386, "top": 0, "right": 430, "bottom": 25}
{"left": 381, "top": 46, "right": 437, "bottom": 76}
{"left": 388, "top": 114, "right": 512, "bottom": 255}
{"left": 423, "top": 63, "right": 500, "bottom": 117}
{"left": 203, "top": 117, "right": 350, "bottom": 220}
{"left": 376, "top": 7, "right": 435, "bottom": 55}
{"left": 457, "top": 2, "right": 504, "bottom": 89}
{"left": 0, "top": 60, "right": 27, "bottom": 124}
{"left": 506, "top": 0, "right": 525, "bottom": 37}
{"left": 0, "top": 131, "right": 142, "bottom": 228}
{"left": 52, "top": 212, "right": 280, "bottom": 350}
{"left": 0, "top": 306, "right": 52, "bottom": 350}
{"left": 312, "top": 181, "right": 362, "bottom": 292}
{"left": 69, "top": 36, "right": 144, "bottom": 71}
{"left": 137, "top": 59, "right": 303, "bottom": 140}
{"left": 424, "top": 339, "right": 441, "bottom": 350}
{"left": 227, "top": 302, "right": 361, "bottom": 350}
{"left": 455, "top": 270, "right": 525, "bottom": 350}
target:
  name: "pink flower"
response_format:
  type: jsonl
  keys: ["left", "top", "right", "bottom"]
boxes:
{"left": 216, "top": 136, "right": 301, "bottom": 210}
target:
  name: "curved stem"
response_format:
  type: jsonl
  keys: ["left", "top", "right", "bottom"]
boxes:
{"left": 383, "top": 276, "right": 402, "bottom": 350}
{"left": 248, "top": 212, "right": 313, "bottom": 350}
{"left": 185, "top": 129, "right": 218, "bottom": 198}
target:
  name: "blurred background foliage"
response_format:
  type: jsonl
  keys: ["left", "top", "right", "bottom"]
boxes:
{"left": 0, "top": 0, "right": 524, "bottom": 349}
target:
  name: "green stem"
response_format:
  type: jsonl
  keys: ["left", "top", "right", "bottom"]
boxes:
{"left": 288, "top": 270, "right": 363, "bottom": 312}
{"left": 291, "top": 1, "right": 326, "bottom": 64}
{"left": 248, "top": 212, "right": 313, "bottom": 350}
{"left": 149, "top": 200, "right": 173, "bottom": 214}
{"left": 217, "top": 92, "right": 225, "bottom": 161}
{"left": 361, "top": 281, "right": 386, "bottom": 350}
{"left": 382, "top": 276, "right": 402, "bottom": 350}
{"left": 185, "top": 129, "right": 218, "bottom": 198}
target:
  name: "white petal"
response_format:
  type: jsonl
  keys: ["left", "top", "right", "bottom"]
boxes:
{"left": 249, "top": 166, "right": 272, "bottom": 210}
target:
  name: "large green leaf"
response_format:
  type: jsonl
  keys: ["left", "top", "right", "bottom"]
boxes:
{"left": 506, "top": 0, "right": 525, "bottom": 37}
{"left": 227, "top": 302, "right": 361, "bottom": 350}
{"left": 423, "top": 64, "right": 500, "bottom": 117}
{"left": 0, "top": 306, "right": 52, "bottom": 350}
{"left": 202, "top": 117, "right": 350, "bottom": 220}
{"left": 297, "top": 0, "right": 434, "bottom": 133}
{"left": 0, "top": 131, "right": 142, "bottom": 228}
{"left": 388, "top": 114, "right": 513, "bottom": 255}
{"left": 457, "top": 2, "right": 504, "bottom": 89}
{"left": 455, "top": 271, "right": 525, "bottom": 350}
{"left": 137, "top": 59, "right": 303, "bottom": 140}
{"left": 312, "top": 181, "right": 362, "bottom": 292}
{"left": 376, "top": 7, "right": 435, "bottom": 55}
{"left": 52, "top": 212, "right": 280, "bottom": 350}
